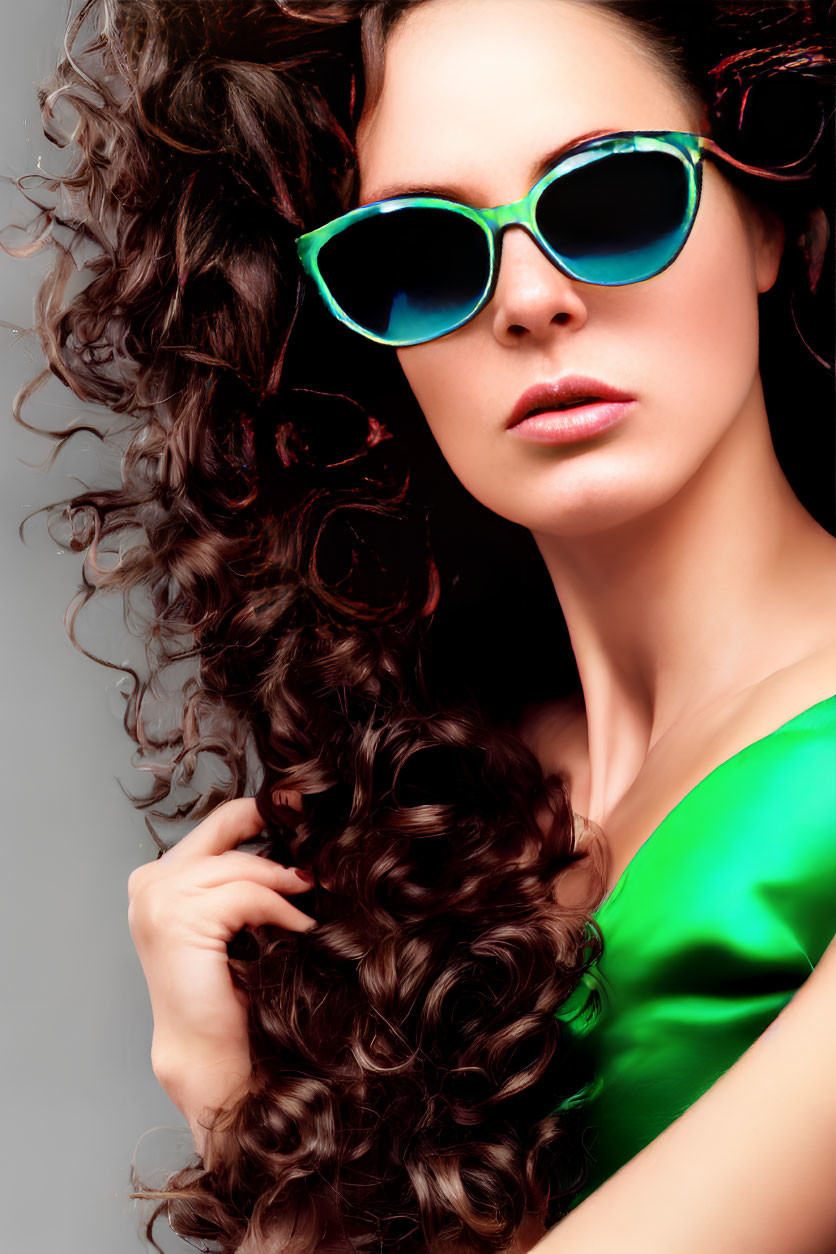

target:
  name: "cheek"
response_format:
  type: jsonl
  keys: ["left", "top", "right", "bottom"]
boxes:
{"left": 397, "top": 337, "right": 499, "bottom": 466}
{"left": 655, "top": 185, "right": 763, "bottom": 411}
{"left": 396, "top": 185, "right": 765, "bottom": 531}
{"left": 399, "top": 352, "right": 520, "bottom": 530}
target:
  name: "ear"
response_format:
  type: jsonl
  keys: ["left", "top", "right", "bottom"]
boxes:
{"left": 750, "top": 202, "right": 786, "bottom": 295}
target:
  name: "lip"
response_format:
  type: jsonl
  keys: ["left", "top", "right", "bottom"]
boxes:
{"left": 507, "top": 376, "right": 635, "bottom": 445}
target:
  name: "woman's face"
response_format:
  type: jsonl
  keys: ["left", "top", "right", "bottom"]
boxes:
{"left": 356, "top": 0, "right": 784, "bottom": 539}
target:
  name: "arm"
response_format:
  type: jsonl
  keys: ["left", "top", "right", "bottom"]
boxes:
{"left": 531, "top": 933, "right": 836, "bottom": 1254}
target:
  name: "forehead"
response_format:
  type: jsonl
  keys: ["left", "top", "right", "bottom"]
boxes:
{"left": 357, "top": 0, "right": 702, "bottom": 204}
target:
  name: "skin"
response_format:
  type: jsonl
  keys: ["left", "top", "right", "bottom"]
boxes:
{"left": 127, "top": 794, "right": 315, "bottom": 1168}
{"left": 131, "top": 798, "right": 836, "bottom": 1252}
{"left": 356, "top": 0, "right": 836, "bottom": 891}
{"left": 531, "top": 938, "right": 836, "bottom": 1254}
{"left": 129, "top": 0, "right": 836, "bottom": 1248}
{"left": 355, "top": 0, "right": 836, "bottom": 1247}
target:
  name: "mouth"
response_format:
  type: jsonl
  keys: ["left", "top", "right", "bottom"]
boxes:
{"left": 507, "top": 376, "right": 635, "bottom": 429}
{"left": 527, "top": 396, "right": 602, "bottom": 415}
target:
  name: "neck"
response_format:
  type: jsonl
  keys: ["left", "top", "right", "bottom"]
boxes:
{"left": 532, "top": 384, "right": 833, "bottom": 825}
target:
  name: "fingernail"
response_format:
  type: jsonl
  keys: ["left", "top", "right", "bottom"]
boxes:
{"left": 293, "top": 868, "right": 315, "bottom": 884}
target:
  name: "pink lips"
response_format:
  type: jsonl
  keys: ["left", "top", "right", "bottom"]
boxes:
{"left": 507, "top": 376, "right": 635, "bottom": 445}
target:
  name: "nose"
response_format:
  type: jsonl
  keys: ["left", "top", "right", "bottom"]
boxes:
{"left": 489, "top": 226, "right": 588, "bottom": 345}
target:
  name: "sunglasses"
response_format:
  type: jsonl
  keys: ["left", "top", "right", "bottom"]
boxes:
{"left": 296, "top": 129, "right": 725, "bottom": 348}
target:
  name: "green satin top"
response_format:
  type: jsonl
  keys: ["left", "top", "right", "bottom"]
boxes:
{"left": 560, "top": 692, "right": 836, "bottom": 1200}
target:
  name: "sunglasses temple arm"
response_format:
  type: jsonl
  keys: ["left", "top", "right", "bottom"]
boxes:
{"left": 699, "top": 132, "right": 820, "bottom": 183}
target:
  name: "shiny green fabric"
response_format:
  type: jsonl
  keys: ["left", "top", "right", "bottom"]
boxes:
{"left": 559, "top": 693, "right": 836, "bottom": 1200}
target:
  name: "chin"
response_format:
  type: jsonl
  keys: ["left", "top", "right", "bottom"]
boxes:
{"left": 488, "top": 481, "right": 674, "bottom": 541}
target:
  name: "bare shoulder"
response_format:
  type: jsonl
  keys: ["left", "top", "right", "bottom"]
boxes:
{"left": 735, "top": 632, "right": 836, "bottom": 736}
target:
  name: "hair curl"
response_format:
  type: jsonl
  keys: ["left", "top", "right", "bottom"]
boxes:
{"left": 6, "top": 0, "right": 834, "bottom": 1251}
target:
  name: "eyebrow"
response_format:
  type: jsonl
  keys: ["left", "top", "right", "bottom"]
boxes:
{"left": 359, "top": 127, "right": 617, "bottom": 206}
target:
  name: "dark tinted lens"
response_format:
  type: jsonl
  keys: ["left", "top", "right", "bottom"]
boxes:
{"left": 317, "top": 207, "right": 491, "bottom": 342}
{"left": 535, "top": 150, "right": 692, "bottom": 283}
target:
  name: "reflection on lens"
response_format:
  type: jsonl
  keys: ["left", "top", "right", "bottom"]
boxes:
{"left": 318, "top": 207, "right": 490, "bottom": 342}
{"left": 536, "top": 150, "right": 691, "bottom": 283}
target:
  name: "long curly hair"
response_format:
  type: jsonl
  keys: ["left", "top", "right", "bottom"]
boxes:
{"left": 6, "top": 0, "right": 834, "bottom": 1251}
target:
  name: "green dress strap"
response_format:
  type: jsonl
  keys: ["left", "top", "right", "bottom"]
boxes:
{"left": 558, "top": 692, "right": 836, "bottom": 1201}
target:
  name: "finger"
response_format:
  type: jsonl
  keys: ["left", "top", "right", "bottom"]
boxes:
{"left": 162, "top": 798, "right": 267, "bottom": 862}
{"left": 194, "top": 850, "right": 315, "bottom": 894}
{"left": 206, "top": 881, "right": 318, "bottom": 938}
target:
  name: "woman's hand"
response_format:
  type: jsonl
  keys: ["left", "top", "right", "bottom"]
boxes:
{"left": 127, "top": 795, "right": 316, "bottom": 1160}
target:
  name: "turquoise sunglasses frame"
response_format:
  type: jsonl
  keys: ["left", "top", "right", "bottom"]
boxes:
{"left": 295, "top": 129, "right": 715, "bottom": 348}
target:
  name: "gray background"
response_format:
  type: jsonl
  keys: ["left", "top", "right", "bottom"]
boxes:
{"left": 1, "top": 3, "right": 199, "bottom": 1250}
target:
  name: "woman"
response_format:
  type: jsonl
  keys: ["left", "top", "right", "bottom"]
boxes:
{"left": 14, "top": 0, "right": 835, "bottom": 1250}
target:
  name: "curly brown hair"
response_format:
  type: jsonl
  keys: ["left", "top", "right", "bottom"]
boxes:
{"left": 7, "top": 0, "right": 834, "bottom": 1251}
